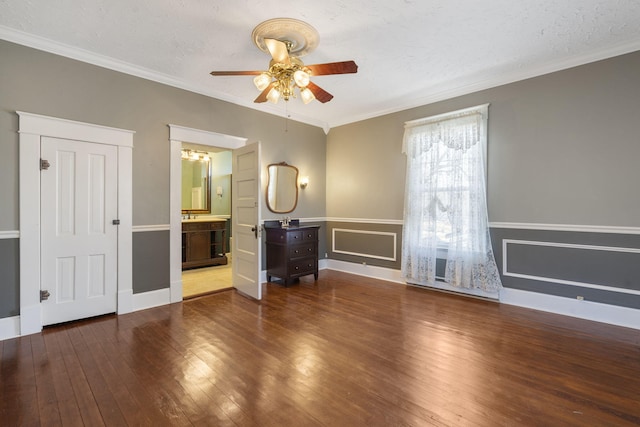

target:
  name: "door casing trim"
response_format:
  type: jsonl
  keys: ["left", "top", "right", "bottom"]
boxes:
{"left": 168, "top": 124, "right": 247, "bottom": 303}
{"left": 18, "top": 111, "right": 134, "bottom": 336}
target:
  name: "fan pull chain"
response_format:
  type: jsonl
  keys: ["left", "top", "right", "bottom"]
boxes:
{"left": 285, "top": 103, "right": 289, "bottom": 134}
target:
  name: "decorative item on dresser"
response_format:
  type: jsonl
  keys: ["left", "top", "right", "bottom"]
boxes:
{"left": 264, "top": 220, "right": 319, "bottom": 286}
{"left": 182, "top": 219, "right": 228, "bottom": 270}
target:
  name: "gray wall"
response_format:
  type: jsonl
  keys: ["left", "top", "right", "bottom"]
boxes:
{"left": 2, "top": 37, "right": 639, "bottom": 320}
{"left": 0, "top": 40, "right": 327, "bottom": 318}
{"left": 0, "top": 239, "right": 19, "bottom": 318}
{"left": 326, "top": 50, "right": 640, "bottom": 308}
{"left": 328, "top": 51, "right": 640, "bottom": 225}
{"left": 132, "top": 231, "right": 170, "bottom": 294}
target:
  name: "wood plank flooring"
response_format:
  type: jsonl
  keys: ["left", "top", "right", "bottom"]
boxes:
{"left": 1, "top": 270, "right": 639, "bottom": 426}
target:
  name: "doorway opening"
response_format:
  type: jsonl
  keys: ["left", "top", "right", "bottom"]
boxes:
{"left": 168, "top": 124, "right": 247, "bottom": 303}
{"left": 181, "top": 144, "right": 233, "bottom": 298}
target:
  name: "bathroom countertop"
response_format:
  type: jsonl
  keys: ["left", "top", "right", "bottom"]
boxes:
{"left": 181, "top": 217, "right": 227, "bottom": 223}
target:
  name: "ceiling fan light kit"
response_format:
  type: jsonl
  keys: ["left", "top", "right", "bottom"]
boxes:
{"left": 210, "top": 18, "right": 358, "bottom": 105}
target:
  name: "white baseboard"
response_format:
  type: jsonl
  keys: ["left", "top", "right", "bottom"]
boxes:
{"left": 132, "top": 288, "right": 171, "bottom": 312}
{"left": 4, "top": 263, "right": 637, "bottom": 342}
{"left": 500, "top": 287, "right": 640, "bottom": 330}
{"left": 0, "top": 315, "right": 20, "bottom": 341}
{"left": 20, "top": 303, "right": 42, "bottom": 336}
{"left": 117, "top": 289, "right": 134, "bottom": 314}
{"left": 170, "top": 279, "right": 183, "bottom": 303}
{"left": 323, "top": 260, "right": 640, "bottom": 330}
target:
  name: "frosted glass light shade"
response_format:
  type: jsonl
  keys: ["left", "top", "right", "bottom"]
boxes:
{"left": 253, "top": 73, "right": 271, "bottom": 90}
{"left": 293, "top": 70, "right": 310, "bottom": 87}
{"left": 267, "top": 87, "right": 281, "bottom": 103}
{"left": 300, "top": 87, "right": 315, "bottom": 104}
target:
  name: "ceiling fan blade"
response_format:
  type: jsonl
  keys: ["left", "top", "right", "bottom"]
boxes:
{"left": 306, "top": 60, "right": 358, "bottom": 76}
{"left": 254, "top": 81, "right": 276, "bottom": 103}
{"left": 306, "top": 81, "right": 334, "bottom": 103}
{"left": 210, "top": 70, "right": 263, "bottom": 76}
{"left": 265, "top": 38, "right": 291, "bottom": 65}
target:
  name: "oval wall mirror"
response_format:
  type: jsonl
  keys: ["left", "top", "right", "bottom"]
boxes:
{"left": 266, "top": 162, "right": 299, "bottom": 213}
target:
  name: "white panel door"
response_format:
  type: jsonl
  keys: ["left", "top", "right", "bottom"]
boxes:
{"left": 40, "top": 137, "right": 118, "bottom": 325}
{"left": 232, "top": 142, "right": 261, "bottom": 300}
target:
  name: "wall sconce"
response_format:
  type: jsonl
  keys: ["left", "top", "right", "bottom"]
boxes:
{"left": 299, "top": 176, "right": 309, "bottom": 189}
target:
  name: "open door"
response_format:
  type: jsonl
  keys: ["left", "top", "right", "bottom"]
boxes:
{"left": 232, "top": 142, "right": 262, "bottom": 299}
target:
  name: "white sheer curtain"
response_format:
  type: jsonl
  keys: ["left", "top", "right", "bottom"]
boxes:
{"left": 401, "top": 105, "right": 502, "bottom": 293}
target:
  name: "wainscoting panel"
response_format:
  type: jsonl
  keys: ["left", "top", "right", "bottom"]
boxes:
{"left": 326, "top": 221, "right": 402, "bottom": 270}
{"left": 491, "top": 226, "right": 640, "bottom": 309}
{"left": 333, "top": 228, "right": 397, "bottom": 261}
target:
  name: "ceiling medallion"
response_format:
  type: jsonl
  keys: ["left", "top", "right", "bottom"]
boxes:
{"left": 251, "top": 18, "right": 319, "bottom": 58}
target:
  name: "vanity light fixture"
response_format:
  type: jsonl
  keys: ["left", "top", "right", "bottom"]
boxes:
{"left": 181, "top": 149, "right": 210, "bottom": 161}
{"left": 299, "top": 176, "right": 309, "bottom": 189}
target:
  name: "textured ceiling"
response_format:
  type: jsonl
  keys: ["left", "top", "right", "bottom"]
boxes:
{"left": 1, "top": 0, "right": 640, "bottom": 131}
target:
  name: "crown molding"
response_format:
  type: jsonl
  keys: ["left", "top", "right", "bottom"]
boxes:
{"left": 0, "top": 25, "right": 330, "bottom": 132}
{"left": 3, "top": 25, "right": 639, "bottom": 133}
{"left": 327, "top": 38, "right": 640, "bottom": 129}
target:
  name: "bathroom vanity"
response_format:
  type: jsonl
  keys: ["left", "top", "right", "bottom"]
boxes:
{"left": 182, "top": 218, "right": 228, "bottom": 269}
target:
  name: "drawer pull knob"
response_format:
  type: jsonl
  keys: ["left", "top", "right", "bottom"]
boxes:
{"left": 294, "top": 250, "right": 299, "bottom": 254}
{"left": 295, "top": 266, "right": 299, "bottom": 270}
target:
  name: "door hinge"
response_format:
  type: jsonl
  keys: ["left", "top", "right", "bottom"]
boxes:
{"left": 40, "top": 289, "right": 50, "bottom": 301}
{"left": 40, "top": 158, "right": 50, "bottom": 170}
{"left": 112, "top": 219, "right": 121, "bottom": 225}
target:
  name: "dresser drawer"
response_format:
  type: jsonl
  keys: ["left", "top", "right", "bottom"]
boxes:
{"left": 286, "top": 230, "right": 304, "bottom": 243}
{"left": 288, "top": 257, "right": 317, "bottom": 277}
{"left": 288, "top": 242, "right": 316, "bottom": 259}
{"left": 302, "top": 229, "right": 317, "bottom": 241}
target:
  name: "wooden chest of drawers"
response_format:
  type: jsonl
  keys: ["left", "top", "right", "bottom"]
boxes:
{"left": 265, "top": 225, "right": 319, "bottom": 286}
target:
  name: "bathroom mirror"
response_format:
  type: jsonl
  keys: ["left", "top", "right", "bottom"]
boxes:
{"left": 182, "top": 156, "right": 211, "bottom": 214}
{"left": 266, "top": 162, "right": 299, "bottom": 213}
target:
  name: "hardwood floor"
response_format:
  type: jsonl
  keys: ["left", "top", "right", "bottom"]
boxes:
{"left": 2, "top": 270, "right": 639, "bottom": 426}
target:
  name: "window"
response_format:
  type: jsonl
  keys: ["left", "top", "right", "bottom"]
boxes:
{"left": 401, "top": 104, "right": 501, "bottom": 292}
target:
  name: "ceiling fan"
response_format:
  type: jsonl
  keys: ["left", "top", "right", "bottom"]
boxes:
{"left": 210, "top": 18, "right": 358, "bottom": 105}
